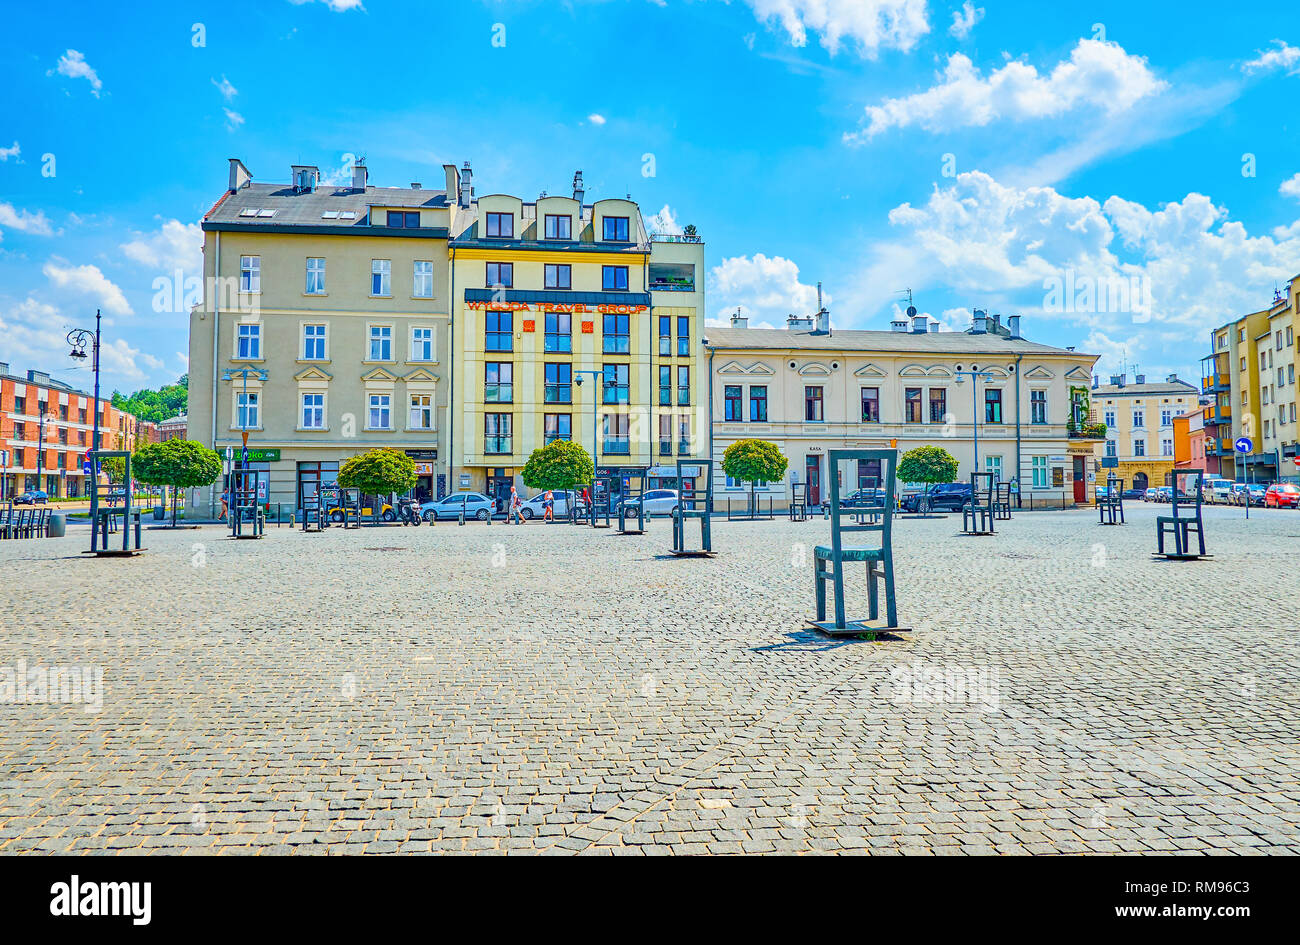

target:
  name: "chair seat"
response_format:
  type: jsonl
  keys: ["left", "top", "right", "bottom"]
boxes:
{"left": 675, "top": 509, "right": 708, "bottom": 518}
{"left": 1156, "top": 514, "right": 1199, "bottom": 525}
{"left": 815, "top": 544, "right": 884, "bottom": 562}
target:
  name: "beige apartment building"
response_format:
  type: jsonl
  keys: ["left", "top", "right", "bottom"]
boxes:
{"left": 705, "top": 309, "right": 1100, "bottom": 507}
{"left": 1090, "top": 374, "right": 1200, "bottom": 492}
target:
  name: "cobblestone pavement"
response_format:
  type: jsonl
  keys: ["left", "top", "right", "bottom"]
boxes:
{"left": 1, "top": 502, "right": 1297, "bottom": 855}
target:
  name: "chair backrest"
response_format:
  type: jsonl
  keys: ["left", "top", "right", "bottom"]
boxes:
{"left": 970, "top": 471, "right": 994, "bottom": 508}
{"left": 677, "top": 459, "right": 713, "bottom": 513}
{"left": 1170, "top": 469, "right": 1204, "bottom": 516}
{"left": 828, "top": 449, "right": 896, "bottom": 553}
{"left": 996, "top": 482, "right": 1011, "bottom": 501}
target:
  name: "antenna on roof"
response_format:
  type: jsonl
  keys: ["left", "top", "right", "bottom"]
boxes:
{"left": 896, "top": 288, "right": 915, "bottom": 316}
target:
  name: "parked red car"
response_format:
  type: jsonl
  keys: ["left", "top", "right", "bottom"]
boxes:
{"left": 1264, "top": 483, "right": 1300, "bottom": 508}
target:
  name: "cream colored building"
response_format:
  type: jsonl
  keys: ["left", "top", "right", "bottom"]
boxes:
{"left": 705, "top": 309, "right": 1100, "bottom": 507}
{"left": 1090, "top": 374, "right": 1200, "bottom": 492}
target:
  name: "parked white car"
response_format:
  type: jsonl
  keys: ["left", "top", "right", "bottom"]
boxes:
{"left": 617, "top": 488, "right": 680, "bottom": 517}
{"left": 425, "top": 491, "right": 495, "bottom": 521}
{"left": 519, "top": 490, "right": 573, "bottom": 519}
{"left": 1206, "top": 479, "right": 1234, "bottom": 504}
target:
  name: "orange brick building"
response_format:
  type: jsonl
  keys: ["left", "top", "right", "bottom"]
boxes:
{"left": 0, "top": 362, "right": 160, "bottom": 500}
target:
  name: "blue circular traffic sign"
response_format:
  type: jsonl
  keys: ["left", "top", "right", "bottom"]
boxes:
{"left": 1234, "top": 437, "right": 1253, "bottom": 453}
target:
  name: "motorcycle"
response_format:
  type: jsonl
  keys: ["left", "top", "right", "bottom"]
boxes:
{"left": 397, "top": 497, "right": 423, "bottom": 526}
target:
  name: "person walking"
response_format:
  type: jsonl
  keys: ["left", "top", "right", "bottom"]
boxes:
{"left": 220, "top": 485, "right": 231, "bottom": 522}
{"left": 543, "top": 489, "right": 554, "bottom": 523}
{"left": 509, "top": 485, "right": 524, "bottom": 525}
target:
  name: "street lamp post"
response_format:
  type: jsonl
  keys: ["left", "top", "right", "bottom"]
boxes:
{"left": 36, "top": 410, "right": 52, "bottom": 497}
{"left": 68, "top": 310, "right": 102, "bottom": 551}
{"left": 955, "top": 366, "right": 995, "bottom": 476}
{"left": 222, "top": 366, "right": 269, "bottom": 515}
{"left": 574, "top": 369, "right": 603, "bottom": 523}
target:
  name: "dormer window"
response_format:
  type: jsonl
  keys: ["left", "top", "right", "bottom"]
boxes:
{"left": 544, "top": 214, "right": 571, "bottom": 239}
{"left": 485, "top": 212, "right": 513, "bottom": 238}
{"left": 386, "top": 210, "right": 420, "bottom": 228}
{"left": 602, "top": 216, "right": 630, "bottom": 242}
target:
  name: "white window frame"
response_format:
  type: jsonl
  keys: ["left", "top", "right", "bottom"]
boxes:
{"left": 1133, "top": 437, "right": 1146, "bottom": 457}
{"left": 410, "top": 326, "right": 435, "bottom": 362}
{"left": 240, "top": 256, "right": 260, "bottom": 293}
{"left": 302, "top": 323, "right": 327, "bottom": 361}
{"left": 235, "top": 391, "right": 260, "bottom": 430}
{"left": 413, "top": 260, "right": 434, "bottom": 299}
{"left": 368, "top": 325, "right": 393, "bottom": 362}
{"left": 408, "top": 393, "right": 433, "bottom": 430}
{"left": 1031, "top": 455, "right": 1049, "bottom": 487}
{"left": 305, "top": 257, "right": 326, "bottom": 295}
{"left": 301, "top": 392, "right": 325, "bottom": 430}
{"left": 236, "top": 323, "right": 261, "bottom": 360}
{"left": 371, "top": 259, "right": 391, "bottom": 297}
{"left": 367, "top": 393, "right": 392, "bottom": 431}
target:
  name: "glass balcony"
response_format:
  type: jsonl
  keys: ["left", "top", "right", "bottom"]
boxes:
{"left": 603, "top": 437, "right": 630, "bottom": 455}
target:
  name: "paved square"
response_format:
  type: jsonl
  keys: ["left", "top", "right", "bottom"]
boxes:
{"left": 1, "top": 503, "right": 1297, "bottom": 854}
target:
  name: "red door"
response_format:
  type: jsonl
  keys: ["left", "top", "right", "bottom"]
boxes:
{"left": 1073, "top": 457, "right": 1086, "bottom": 504}
{"left": 805, "top": 455, "right": 821, "bottom": 506}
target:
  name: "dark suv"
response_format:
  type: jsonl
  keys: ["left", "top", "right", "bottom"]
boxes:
{"left": 900, "top": 482, "right": 971, "bottom": 512}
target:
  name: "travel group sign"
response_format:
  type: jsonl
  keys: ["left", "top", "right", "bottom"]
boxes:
{"left": 466, "top": 301, "right": 648, "bottom": 314}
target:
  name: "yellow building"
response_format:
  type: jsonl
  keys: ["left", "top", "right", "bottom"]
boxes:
{"left": 1091, "top": 373, "right": 1200, "bottom": 492}
{"left": 446, "top": 168, "right": 706, "bottom": 503}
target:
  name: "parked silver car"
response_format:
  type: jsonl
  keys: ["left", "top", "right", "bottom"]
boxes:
{"left": 617, "top": 489, "right": 681, "bottom": 517}
{"left": 519, "top": 490, "right": 573, "bottom": 519}
{"left": 425, "top": 491, "right": 495, "bottom": 521}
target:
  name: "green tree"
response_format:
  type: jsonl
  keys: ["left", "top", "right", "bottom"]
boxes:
{"left": 521, "top": 440, "right": 594, "bottom": 492}
{"left": 337, "top": 448, "right": 417, "bottom": 502}
{"left": 99, "top": 455, "right": 127, "bottom": 484}
{"left": 110, "top": 375, "right": 189, "bottom": 425}
{"left": 132, "top": 439, "right": 222, "bottom": 525}
{"left": 722, "top": 439, "right": 788, "bottom": 511}
{"left": 898, "top": 446, "right": 959, "bottom": 506}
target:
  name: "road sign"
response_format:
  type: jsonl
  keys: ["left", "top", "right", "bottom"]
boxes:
{"left": 1234, "top": 437, "right": 1253, "bottom": 453}
{"left": 1293, "top": 457, "right": 1300, "bottom": 468}
{"left": 82, "top": 462, "right": 92, "bottom": 475}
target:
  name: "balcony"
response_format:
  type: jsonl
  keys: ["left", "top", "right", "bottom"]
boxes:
{"left": 484, "top": 436, "right": 512, "bottom": 455}
{"left": 603, "top": 437, "right": 630, "bottom": 455}
{"left": 1201, "top": 373, "right": 1230, "bottom": 394}
{"left": 1067, "top": 421, "right": 1108, "bottom": 440}
{"left": 1203, "top": 403, "right": 1231, "bottom": 425}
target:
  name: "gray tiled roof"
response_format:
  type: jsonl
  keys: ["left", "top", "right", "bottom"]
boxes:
{"left": 1091, "top": 381, "right": 1199, "bottom": 397}
{"left": 205, "top": 182, "right": 448, "bottom": 229}
{"left": 703, "top": 326, "right": 1093, "bottom": 358}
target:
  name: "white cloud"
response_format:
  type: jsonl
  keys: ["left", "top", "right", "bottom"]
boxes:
{"left": 0, "top": 297, "right": 159, "bottom": 385}
{"left": 1281, "top": 173, "right": 1300, "bottom": 200}
{"left": 42, "top": 260, "right": 132, "bottom": 316}
{"left": 50, "top": 49, "right": 102, "bottom": 97}
{"left": 742, "top": 0, "right": 930, "bottom": 57}
{"left": 0, "top": 141, "right": 19, "bottom": 162}
{"left": 948, "top": 1, "right": 983, "bottom": 40}
{"left": 0, "top": 202, "right": 55, "bottom": 236}
{"left": 587, "top": 113, "right": 607, "bottom": 125}
{"left": 647, "top": 205, "right": 682, "bottom": 236}
{"left": 288, "top": 0, "right": 366, "bottom": 11}
{"left": 212, "top": 75, "right": 238, "bottom": 100}
{"left": 223, "top": 108, "right": 245, "bottom": 132}
{"left": 708, "top": 253, "right": 826, "bottom": 326}
{"left": 120, "top": 220, "right": 203, "bottom": 275}
{"left": 848, "top": 39, "right": 1166, "bottom": 140}
{"left": 1243, "top": 40, "right": 1300, "bottom": 76}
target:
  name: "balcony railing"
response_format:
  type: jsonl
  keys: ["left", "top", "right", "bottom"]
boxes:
{"left": 484, "top": 436, "right": 512, "bottom": 455}
{"left": 1201, "top": 373, "right": 1229, "bottom": 393}
{"left": 649, "top": 232, "right": 701, "bottom": 243}
{"left": 1203, "top": 404, "right": 1231, "bottom": 424}
{"left": 603, "top": 437, "right": 630, "bottom": 455}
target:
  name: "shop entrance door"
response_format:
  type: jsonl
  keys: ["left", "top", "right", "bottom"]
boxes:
{"left": 805, "top": 455, "right": 821, "bottom": 506}
{"left": 1073, "top": 457, "right": 1087, "bottom": 504}
{"left": 487, "top": 468, "right": 512, "bottom": 515}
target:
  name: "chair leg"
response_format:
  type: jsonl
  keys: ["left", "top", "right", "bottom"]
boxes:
{"left": 867, "top": 560, "right": 879, "bottom": 620}
{"left": 832, "top": 558, "right": 846, "bottom": 630}
{"left": 884, "top": 553, "right": 898, "bottom": 628}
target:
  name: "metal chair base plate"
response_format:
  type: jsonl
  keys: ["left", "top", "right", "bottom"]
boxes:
{"left": 83, "top": 548, "right": 147, "bottom": 557}
{"left": 670, "top": 549, "right": 715, "bottom": 558}
{"left": 1151, "top": 552, "right": 1213, "bottom": 561}
{"left": 809, "top": 619, "right": 910, "bottom": 638}
{"left": 230, "top": 534, "right": 265, "bottom": 540}
{"left": 959, "top": 529, "right": 995, "bottom": 536}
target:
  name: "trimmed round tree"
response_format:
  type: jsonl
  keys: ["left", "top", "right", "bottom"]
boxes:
{"left": 337, "top": 448, "right": 417, "bottom": 513}
{"left": 722, "top": 438, "right": 788, "bottom": 512}
{"left": 898, "top": 445, "right": 959, "bottom": 509}
{"left": 521, "top": 439, "right": 594, "bottom": 494}
{"left": 132, "top": 439, "right": 222, "bottom": 526}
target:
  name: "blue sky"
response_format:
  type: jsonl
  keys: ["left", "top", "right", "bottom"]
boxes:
{"left": 2, "top": 0, "right": 1298, "bottom": 396}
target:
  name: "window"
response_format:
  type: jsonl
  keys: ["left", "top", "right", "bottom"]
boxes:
{"left": 905, "top": 387, "right": 923, "bottom": 423}
{"left": 485, "top": 311, "right": 513, "bottom": 352}
{"left": 484, "top": 413, "right": 512, "bottom": 453}
{"left": 544, "top": 312, "right": 571, "bottom": 353}
{"left": 1132, "top": 409, "right": 1144, "bottom": 428}
{"left": 411, "top": 327, "right": 434, "bottom": 361}
{"left": 658, "top": 316, "right": 671, "bottom": 356}
{"left": 485, "top": 362, "right": 513, "bottom": 403}
{"left": 659, "top": 414, "right": 672, "bottom": 456}
{"left": 1031, "top": 455, "right": 1048, "bottom": 487}
{"left": 236, "top": 392, "right": 259, "bottom": 429}
{"left": 678, "top": 416, "right": 691, "bottom": 454}
{"left": 1161, "top": 437, "right": 1173, "bottom": 457}
{"left": 413, "top": 260, "right": 434, "bottom": 298}
{"left": 486, "top": 262, "right": 513, "bottom": 288}
{"left": 750, "top": 386, "right": 768, "bottom": 422}
{"left": 544, "top": 214, "right": 571, "bottom": 240}
{"left": 240, "top": 256, "right": 260, "bottom": 292}
{"left": 544, "top": 264, "right": 571, "bottom": 289}
{"left": 301, "top": 393, "right": 324, "bottom": 430}
{"left": 1133, "top": 437, "right": 1146, "bottom": 457}
{"left": 603, "top": 313, "right": 630, "bottom": 353}
{"left": 677, "top": 316, "right": 690, "bottom": 356}
{"left": 602, "top": 216, "right": 630, "bottom": 241}
{"left": 984, "top": 389, "right": 1002, "bottom": 423}
{"left": 544, "top": 413, "right": 571, "bottom": 443}
{"left": 1241, "top": 357, "right": 1247, "bottom": 371}
{"left": 1031, "top": 390, "right": 1047, "bottom": 424}
{"left": 485, "top": 212, "right": 513, "bottom": 238}
{"left": 677, "top": 366, "right": 690, "bottom": 406}
{"left": 602, "top": 266, "right": 628, "bottom": 291}
{"left": 1289, "top": 327, "right": 1295, "bottom": 346}
{"left": 409, "top": 394, "right": 433, "bottom": 430}
{"left": 367, "top": 394, "right": 392, "bottom": 430}
{"left": 603, "top": 413, "right": 630, "bottom": 454}
{"left": 1278, "top": 331, "right": 1285, "bottom": 351}
{"left": 724, "top": 385, "right": 742, "bottom": 421}
{"left": 305, "top": 257, "right": 325, "bottom": 295}
{"left": 544, "top": 363, "right": 571, "bottom": 403}
{"left": 385, "top": 210, "right": 419, "bottom": 228}
{"left": 929, "top": 388, "right": 947, "bottom": 424}
{"left": 236, "top": 324, "right": 261, "bottom": 359}
{"left": 1160, "top": 408, "right": 1173, "bottom": 427}
{"left": 986, "top": 455, "right": 1002, "bottom": 482}
{"left": 603, "top": 364, "right": 630, "bottom": 404}
{"left": 1104, "top": 409, "right": 1115, "bottom": 427}
{"left": 861, "top": 387, "right": 880, "bottom": 422}
{"left": 1105, "top": 439, "right": 1117, "bottom": 458}
{"left": 805, "top": 386, "right": 824, "bottom": 422}
{"left": 659, "top": 366, "right": 672, "bottom": 406}
{"left": 371, "top": 259, "right": 391, "bottom": 296}
{"left": 368, "top": 325, "right": 392, "bottom": 361}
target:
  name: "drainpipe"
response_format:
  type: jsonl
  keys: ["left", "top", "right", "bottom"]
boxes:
{"left": 1014, "top": 351, "right": 1022, "bottom": 506}
{"left": 448, "top": 245, "right": 455, "bottom": 492}
{"left": 210, "top": 230, "right": 221, "bottom": 518}
{"left": 707, "top": 344, "right": 716, "bottom": 468}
